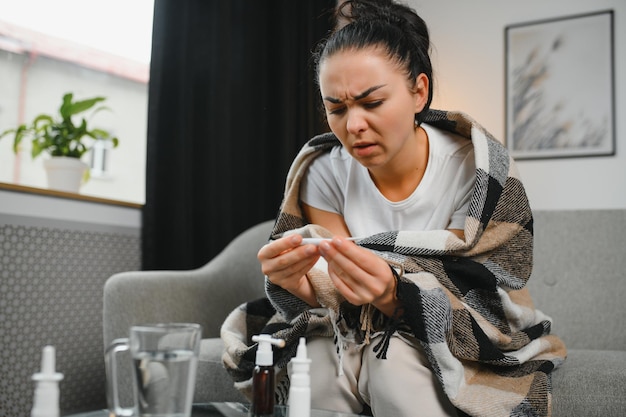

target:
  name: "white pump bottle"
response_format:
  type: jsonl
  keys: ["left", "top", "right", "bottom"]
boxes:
{"left": 31, "top": 345, "right": 64, "bottom": 417}
{"left": 288, "top": 337, "right": 311, "bottom": 417}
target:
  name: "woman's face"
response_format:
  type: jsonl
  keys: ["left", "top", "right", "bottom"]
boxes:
{"left": 318, "top": 47, "right": 428, "bottom": 172}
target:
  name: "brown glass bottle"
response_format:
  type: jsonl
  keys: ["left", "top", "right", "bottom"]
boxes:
{"left": 251, "top": 364, "right": 275, "bottom": 416}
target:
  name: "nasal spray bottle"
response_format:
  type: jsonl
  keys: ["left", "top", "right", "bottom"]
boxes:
{"left": 251, "top": 334, "right": 285, "bottom": 417}
{"left": 31, "top": 345, "right": 64, "bottom": 417}
{"left": 288, "top": 338, "right": 311, "bottom": 417}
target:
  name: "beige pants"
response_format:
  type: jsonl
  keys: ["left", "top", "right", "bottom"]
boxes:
{"left": 306, "top": 334, "right": 458, "bottom": 417}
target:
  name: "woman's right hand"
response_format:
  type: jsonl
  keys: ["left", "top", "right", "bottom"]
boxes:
{"left": 257, "top": 235, "right": 321, "bottom": 307}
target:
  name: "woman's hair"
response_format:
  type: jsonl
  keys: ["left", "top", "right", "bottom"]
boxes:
{"left": 314, "top": 0, "right": 433, "bottom": 123}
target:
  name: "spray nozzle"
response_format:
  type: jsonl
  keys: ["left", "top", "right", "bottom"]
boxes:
{"left": 252, "top": 334, "right": 285, "bottom": 366}
{"left": 295, "top": 337, "right": 308, "bottom": 360}
{"left": 291, "top": 337, "right": 311, "bottom": 369}
{"left": 32, "top": 346, "right": 63, "bottom": 382}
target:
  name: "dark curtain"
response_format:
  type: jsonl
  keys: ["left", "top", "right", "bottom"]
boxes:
{"left": 142, "top": 1, "right": 334, "bottom": 270}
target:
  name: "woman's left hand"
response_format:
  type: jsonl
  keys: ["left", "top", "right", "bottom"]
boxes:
{"left": 318, "top": 237, "right": 400, "bottom": 317}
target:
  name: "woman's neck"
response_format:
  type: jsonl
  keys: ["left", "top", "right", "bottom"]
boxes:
{"left": 369, "top": 126, "right": 429, "bottom": 202}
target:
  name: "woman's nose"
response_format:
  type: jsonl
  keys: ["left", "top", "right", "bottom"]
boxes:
{"left": 346, "top": 110, "right": 367, "bottom": 134}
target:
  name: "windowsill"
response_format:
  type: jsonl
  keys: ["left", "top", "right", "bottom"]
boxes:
{"left": 0, "top": 182, "right": 143, "bottom": 209}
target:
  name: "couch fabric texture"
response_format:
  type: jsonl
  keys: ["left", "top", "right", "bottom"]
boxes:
{"left": 103, "top": 210, "right": 626, "bottom": 416}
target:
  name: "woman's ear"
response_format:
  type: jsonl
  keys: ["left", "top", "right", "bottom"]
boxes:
{"left": 413, "top": 73, "right": 429, "bottom": 113}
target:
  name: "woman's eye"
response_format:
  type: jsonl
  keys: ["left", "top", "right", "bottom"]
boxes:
{"left": 363, "top": 101, "right": 382, "bottom": 109}
{"left": 328, "top": 107, "right": 346, "bottom": 115}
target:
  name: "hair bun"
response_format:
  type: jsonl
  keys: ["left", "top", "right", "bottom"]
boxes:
{"left": 336, "top": 0, "right": 413, "bottom": 31}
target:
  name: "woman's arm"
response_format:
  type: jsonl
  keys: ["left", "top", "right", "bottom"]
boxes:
{"left": 301, "top": 202, "right": 351, "bottom": 236}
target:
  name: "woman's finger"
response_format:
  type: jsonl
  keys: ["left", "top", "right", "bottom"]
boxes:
{"left": 267, "top": 254, "right": 319, "bottom": 284}
{"left": 321, "top": 237, "right": 394, "bottom": 305}
{"left": 257, "top": 234, "right": 303, "bottom": 261}
{"left": 320, "top": 237, "right": 380, "bottom": 278}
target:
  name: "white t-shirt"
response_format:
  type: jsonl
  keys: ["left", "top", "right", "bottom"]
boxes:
{"left": 300, "top": 123, "right": 475, "bottom": 237}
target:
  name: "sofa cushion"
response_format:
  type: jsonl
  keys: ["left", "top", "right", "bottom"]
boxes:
{"left": 198, "top": 341, "right": 626, "bottom": 416}
{"left": 552, "top": 349, "right": 626, "bottom": 416}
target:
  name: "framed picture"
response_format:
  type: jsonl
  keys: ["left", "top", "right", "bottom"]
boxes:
{"left": 505, "top": 10, "right": 615, "bottom": 159}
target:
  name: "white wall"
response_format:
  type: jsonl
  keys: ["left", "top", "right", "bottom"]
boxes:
{"left": 411, "top": 0, "right": 625, "bottom": 210}
{"left": 0, "top": 189, "right": 141, "bottom": 231}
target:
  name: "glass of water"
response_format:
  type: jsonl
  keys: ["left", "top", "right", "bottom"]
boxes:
{"left": 105, "top": 323, "right": 202, "bottom": 417}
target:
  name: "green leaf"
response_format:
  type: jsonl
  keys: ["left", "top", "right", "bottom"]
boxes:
{"left": 31, "top": 139, "right": 44, "bottom": 158}
{"left": 90, "top": 128, "right": 111, "bottom": 139}
{"left": 89, "top": 105, "right": 112, "bottom": 119}
{"left": 0, "top": 127, "right": 16, "bottom": 139}
{"left": 59, "top": 93, "right": 74, "bottom": 119}
{"left": 32, "top": 115, "right": 54, "bottom": 130}
{"left": 12, "top": 125, "right": 30, "bottom": 153}
{"left": 65, "top": 97, "right": 107, "bottom": 118}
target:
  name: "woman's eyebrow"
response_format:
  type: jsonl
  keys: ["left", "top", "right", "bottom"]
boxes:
{"left": 323, "top": 84, "right": 386, "bottom": 104}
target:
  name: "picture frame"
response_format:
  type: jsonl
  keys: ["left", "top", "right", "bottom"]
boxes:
{"left": 505, "top": 10, "right": 615, "bottom": 159}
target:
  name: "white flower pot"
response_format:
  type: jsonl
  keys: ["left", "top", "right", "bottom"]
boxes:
{"left": 43, "top": 157, "right": 88, "bottom": 193}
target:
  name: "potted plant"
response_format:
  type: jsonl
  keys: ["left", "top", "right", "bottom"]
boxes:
{"left": 0, "top": 92, "right": 119, "bottom": 193}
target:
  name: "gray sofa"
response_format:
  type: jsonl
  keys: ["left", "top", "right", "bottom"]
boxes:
{"left": 103, "top": 210, "right": 626, "bottom": 416}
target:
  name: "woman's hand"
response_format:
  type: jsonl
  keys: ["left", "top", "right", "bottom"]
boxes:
{"left": 318, "top": 237, "right": 400, "bottom": 317}
{"left": 257, "top": 235, "right": 321, "bottom": 307}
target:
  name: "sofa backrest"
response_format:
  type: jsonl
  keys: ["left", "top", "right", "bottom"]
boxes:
{"left": 528, "top": 209, "right": 626, "bottom": 351}
{"left": 195, "top": 220, "right": 273, "bottom": 335}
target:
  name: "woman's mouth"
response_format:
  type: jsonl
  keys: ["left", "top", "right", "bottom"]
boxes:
{"left": 353, "top": 142, "right": 377, "bottom": 157}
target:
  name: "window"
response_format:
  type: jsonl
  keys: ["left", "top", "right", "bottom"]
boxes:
{"left": 0, "top": 0, "right": 154, "bottom": 204}
{"left": 90, "top": 139, "right": 113, "bottom": 179}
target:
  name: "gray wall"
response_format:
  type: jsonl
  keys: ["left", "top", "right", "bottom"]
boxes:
{"left": 0, "top": 193, "right": 141, "bottom": 417}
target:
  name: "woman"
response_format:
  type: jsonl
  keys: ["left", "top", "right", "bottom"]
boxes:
{"left": 222, "top": 1, "right": 566, "bottom": 416}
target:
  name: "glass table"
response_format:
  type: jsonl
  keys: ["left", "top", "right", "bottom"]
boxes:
{"left": 65, "top": 402, "right": 365, "bottom": 417}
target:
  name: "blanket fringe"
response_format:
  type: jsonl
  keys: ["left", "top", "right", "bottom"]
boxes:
{"left": 372, "top": 264, "right": 404, "bottom": 359}
{"left": 372, "top": 306, "right": 403, "bottom": 359}
{"left": 360, "top": 304, "right": 373, "bottom": 346}
{"left": 330, "top": 309, "right": 346, "bottom": 376}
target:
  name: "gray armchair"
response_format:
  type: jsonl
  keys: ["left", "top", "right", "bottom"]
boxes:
{"left": 103, "top": 220, "right": 272, "bottom": 403}
{"left": 103, "top": 211, "right": 626, "bottom": 415}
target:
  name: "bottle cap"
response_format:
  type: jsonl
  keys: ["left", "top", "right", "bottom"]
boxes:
{"left": 252, "top": 334, "right": 285, "bottom": 366}
{"left": 32, "top": 346, "right": 64, "bottom": 382}
{"left": 291, "top": 337, "right": 311, "bottom": 369}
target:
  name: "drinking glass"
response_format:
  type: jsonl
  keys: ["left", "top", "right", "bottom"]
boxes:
{"left": 105, "top": 323, "right": 202, "bottom": 417}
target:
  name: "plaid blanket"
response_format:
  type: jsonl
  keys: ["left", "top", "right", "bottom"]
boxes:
{"left": 221, "top": 110, "right": 567, "bottom": 416}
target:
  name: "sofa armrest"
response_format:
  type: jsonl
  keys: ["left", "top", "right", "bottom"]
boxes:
{"left": 103, "top": 220, "right": 273, "bottom": 346}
